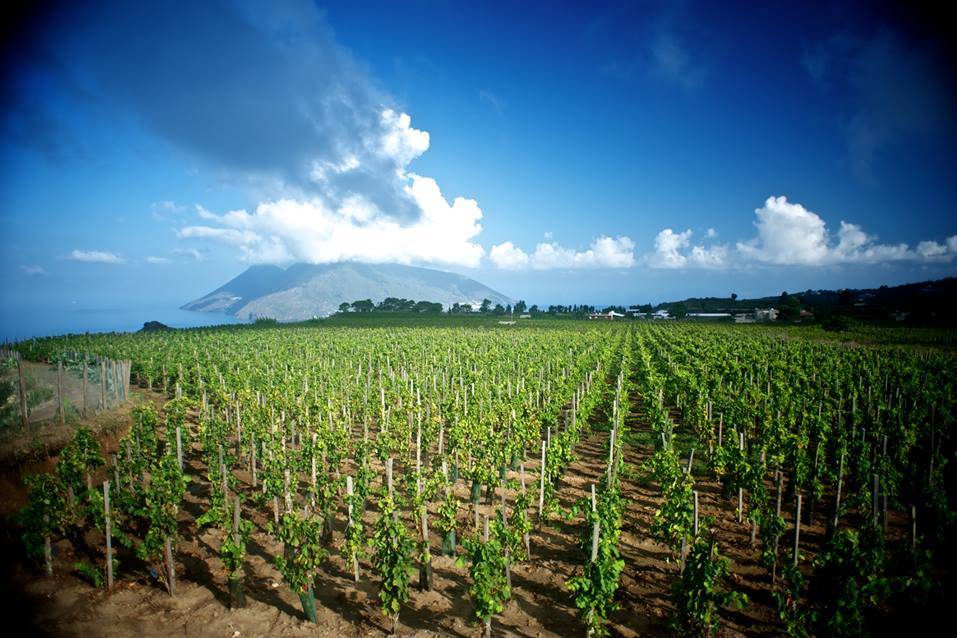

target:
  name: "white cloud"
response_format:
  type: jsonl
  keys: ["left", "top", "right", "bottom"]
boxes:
{"left": 736, "top": 196, "right": 955, "bottom": 266}
{"left": 378, "top": 109, "right": 430, "bottom": 167}
{"left": 646, "top": 228, "right": 727, "bottom": 269}
{"left": 172, "top": 248, "right": 204, "bottom": 261}
{"left": 69, "top": 250, "right": 124, "bottom": 264}
{"left": 178, "top": 174, "right": 485, "bottom": 267}
{"left": 146, "top": 256, "right": 171, "bottom": 264}
{"left": 19, "top": 264, "right": 46, "bottom": 276}
{"left": 648, "top": 229, "right": 691, "bottom": 268}
{"left": 642, "top": 196, "right": 956, "bottom": 270}
{"left": 737, "top": 197, "right": 831, "bottom": 265}
{"left": 489, "top": 236, "right": 635, "bottom": 270}
{"left": 177, "top": 110, "right": 489, "bottom": 268}
{"left": 690, "top": 244, "right": 729, "bottom": 268}
{"left": 489, "top": 242, "right": 530, "bottom": 269}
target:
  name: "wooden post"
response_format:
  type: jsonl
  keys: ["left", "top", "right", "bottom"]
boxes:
{"left": 100, "top": 360, "right": 107, "bottom": 409}
{"left": 483, "top": 516, "right": 492, "bottom": 638}
{"left": 911, "top": 505, "right": 917, "bottom": 548}
{"left": 772, "top": 471, "right": 783, "bottom": 584}
{"left": 17, "top": 357, "right": 28, "bottom": 429}
{"left": 284, "top": 468, "right": 292, "bottom": 512}
{"left": 43, "top": 514, "right": 52, "bottom": 576}
{"left": 104, "top": 481, "right": 113, "bottom": 588}
{"left": 112, "top": 360, "right": 119, "bottom": 404}
{"left": 538, "top": 441, "right": 546, "bottom": 516}
{"left": 693, "top": 490, "right": 699, "bottom": 536}
{"left": 164, "top": 537, "right": 176, "bottom": 595}
{"left": 250, "top": 433, "right": 257, "bottom": 488}
{"left": 386, "top": 458, "right": 394, "bottom": 498}
{"left": 310, "top": 452, "right": 318, "bottom": 509}
{"left": 872, "top": 474, "right": 879, "bottom": 526}
{"left": 82, "top": 361, "right": 88, "bottom": 416}
{"left": 590, "top": 484, "right": 599, "bottom": 561}
{"left": 833, "top": 449, "right": 845, "bottom": 530}
{"left": 420, "top": 500, "right": 432, "bottom": 591}
{"left": 347, "top": 476, "right": 359, "bottom": 581}
{"left": 57, "top": 361, "right": 65, "bottom": 425}
{"left": 176, "top": 427, "right": 183, "bottom": 470}
{"left": 793, "top": 494, "right": 802, "bottom": 567}
{"left": 738, "top": 487, "right": 743, "bottom": 523}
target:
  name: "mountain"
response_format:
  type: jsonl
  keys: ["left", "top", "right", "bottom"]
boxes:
{"left": 182, "top": 262, "right": 513, "bottom": 321}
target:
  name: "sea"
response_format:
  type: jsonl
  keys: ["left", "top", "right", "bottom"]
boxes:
{"left": 0, "top": 305, "right": 245, "bottom": 343}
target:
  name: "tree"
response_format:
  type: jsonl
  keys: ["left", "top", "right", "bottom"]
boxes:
{"left": 514, "top": 300, "right": 527, "bottom": 314}
{"left": 338, "top": 302, "right": 350, "bottom": 313}
{"left": 480, "top": 298, "right": 492, "bottom": 313}
{"left": 528, "top": 304, "right": 539, "bottom": 314}
{"left": 351, "top": 299, "right": 375, "bottom": 313}
{"left": 777, "top": 295, "right": 801, "bottom": 322}
{"left": 671, "top": 303, "right": 689, "bottom": 319}
{"left": 493, "top": 304, "right": 505, "bottom": 315}
{"left": 731, "top": 293, "right": 738, "bottom": 303}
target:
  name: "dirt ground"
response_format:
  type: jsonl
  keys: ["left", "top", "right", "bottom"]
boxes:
{"left": 1, "top": 384, "right": 910, "bottom": 637}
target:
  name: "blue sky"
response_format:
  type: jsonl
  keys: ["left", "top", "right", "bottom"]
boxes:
{"left": 2, "top": 0, "right": 956, "bottom": 328}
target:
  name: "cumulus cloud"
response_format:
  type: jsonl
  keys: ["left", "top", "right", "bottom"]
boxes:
{"left": 644, "top": 196, "right": 957, "bottom": 270}
{"left": 488, "top": 242, "right": 530, "bottom": 269}
{"left": 489, "top": 236, "right": 635, "bottom": 270}
{"left": 14, "top": 1, "right": 484, "bottom": 261}
{"left": 646, "top": 229, "right": 727, "bottom": 269}
{"left": 146, "top": 256, "right": 172, "bottom": 264}
{"left": 178, "top": 170, "right": 485, "bottom": 267}
{"left": 737, "top": 196, "right": 956, "bottom": 266}
{"left": 69, "top": 250, "right": 124, "bottom": 264}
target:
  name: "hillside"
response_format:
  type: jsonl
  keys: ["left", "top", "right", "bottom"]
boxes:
{"left": 182, "top": 262, "right": 512, "bottom": 321}
{"left": 655, "top": 277, "right": 957, "bottom": 324}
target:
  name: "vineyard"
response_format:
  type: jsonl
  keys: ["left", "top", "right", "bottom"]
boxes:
{"left": 3, "top": 319, "right": 955, "bottom": 637}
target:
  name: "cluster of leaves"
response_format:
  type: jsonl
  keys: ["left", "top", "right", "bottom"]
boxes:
{"left": 671, "top": 533, "right": 747, "bottom": 638}
{"left": 567, "top": 482, "right": 625, "bottom": 637}
{"left": 273, "top": 510, "right": 327, "bottom": 622}
{"left": 371, "top": 495, "right": 413, "bottom": 620}
{"left": 459, "top": 521, "right": 510, "bottom": 630}
{"left": 810, "top": 524, "right": 890, "bottom": 637}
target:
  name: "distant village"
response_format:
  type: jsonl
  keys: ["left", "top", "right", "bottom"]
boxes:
{"left": 586, "top": 307, "right": 782, "bottom": 322}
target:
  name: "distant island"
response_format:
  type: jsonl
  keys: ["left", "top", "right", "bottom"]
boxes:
{"left": 182, "top": 262, "right": 512, "bottom": 322}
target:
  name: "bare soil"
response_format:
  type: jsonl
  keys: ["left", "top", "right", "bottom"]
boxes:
{"left": 2, "top": 385, "right": 910, "bottom": 637}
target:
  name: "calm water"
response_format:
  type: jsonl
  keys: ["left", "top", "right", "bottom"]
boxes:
{"left": 0, "top": 305, "right": 245, "bottom": 342}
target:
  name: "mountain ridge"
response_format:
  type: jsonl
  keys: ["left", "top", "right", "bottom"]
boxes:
{"left": 182, "top": 262, "right": 513, "bottom": 321}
